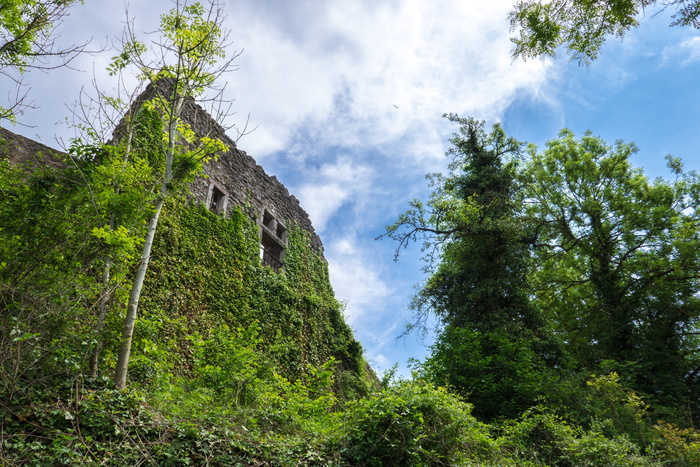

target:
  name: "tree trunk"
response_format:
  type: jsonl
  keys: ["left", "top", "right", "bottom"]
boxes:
{"left": 113, "top": 197, "right": 165, "bottom": 389}
{"left": 113, "top": 97, "right": 181, "bottom": 390}
{"left": 91, "top": 129, "right": 134, "bottom": 379}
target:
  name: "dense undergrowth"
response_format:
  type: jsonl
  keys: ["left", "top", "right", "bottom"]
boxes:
{"left": 3, "top": 368, "right": 700, "bottom": 465}
{"left": 2, "top": 155, "right": 700, "bottom": 466}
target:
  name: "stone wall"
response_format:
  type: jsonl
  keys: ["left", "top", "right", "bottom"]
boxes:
{"left": 0, "top": 127, "right": 65, "bottom": 169}
{"left": 0, "top": 82, "right": 324, "bottom": 260}
{"left": 181, "top": 98, "right": 324, "bottom": 255}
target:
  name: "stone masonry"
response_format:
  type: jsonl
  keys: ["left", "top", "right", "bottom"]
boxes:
{"left": 0, "top": 83, "right": 324, "bottom": 270}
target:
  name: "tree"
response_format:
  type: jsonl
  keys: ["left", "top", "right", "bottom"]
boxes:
{"left": 509, "top": 0, "right": 700, "bottom": 63}
{"left": 524, "top": 129, "right": 700, "bottom": 414}
{"left": 1, "top": 0, "right": 87, "bottom": 121}
{"left": 108, "top": 1, "right": 236, "bottom": 389}
{"left": 70, "top": 110, "right": 166, "bottom": 378}
{"left": 398, "top": 116, "right": 534, "bottom": 332}
{"left": 0, "top": 145, "right": 119, "bottom": 395}
{"left": 384, "top": 115, "right": 560, "bottom": 420}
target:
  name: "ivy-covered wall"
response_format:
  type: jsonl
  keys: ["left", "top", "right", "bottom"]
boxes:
{"left": 131, "top": 200, "right": 372, "bottom": 397}
{"left": 0, "top": 122, "right": 374, "bottom": 397}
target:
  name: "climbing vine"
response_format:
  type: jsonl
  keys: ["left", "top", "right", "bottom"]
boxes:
{"left": 131, "top": 198, "right": 372, "bottom": 397}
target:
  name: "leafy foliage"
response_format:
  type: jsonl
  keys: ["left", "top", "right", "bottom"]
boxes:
{"left": 421, "top": 327, "right": 559, "bottom": 421}
{"left": 499, "top": 406, "right": 653, "bottom": 466}
{"left": 379, "top": 117, "right": 700, "bottom": 463}
{"left": 509, "top": 0, "right": 700, "bottom": 64}
{"left": 338, "top": 380, "right": 495, "bottom": 466}
{"left": 0, "top": 154, "right": 376, "bottom": 465}
{"left": 0, "top": 154, "right": 107, "bottom": 400}
{"left": 524, "top": 130, "right": 700, "bottom": 416}
{"left": 0, "top": 0, "right": 86, "bottom": 121}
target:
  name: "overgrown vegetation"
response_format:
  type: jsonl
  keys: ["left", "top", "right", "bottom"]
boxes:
{"left": 0, "top": 150, "right": 376, "bottom": 464}
{"left": 4, "top": 115, "right": 700, "bottom": 466}
{"left": 2, "top": 1, "right": 700, "bottom": 465}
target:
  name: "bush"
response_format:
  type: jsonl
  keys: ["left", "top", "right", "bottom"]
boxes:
{"left": 498, "top": 407, "right": 656, "bottom": 467}
{"left": 338, "top": 380, "right": 496, "bottom": 466}
{"left": 651, "top": 422, "right": 700, "bottom": 466}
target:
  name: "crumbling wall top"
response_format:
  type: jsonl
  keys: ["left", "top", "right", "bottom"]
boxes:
{"left": 0, "top": 127, "right": 65, "bottom": 170}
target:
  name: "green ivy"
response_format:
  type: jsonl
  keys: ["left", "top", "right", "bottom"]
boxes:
{"left": 132, "top": 199, "right": 373, "bottom": 398}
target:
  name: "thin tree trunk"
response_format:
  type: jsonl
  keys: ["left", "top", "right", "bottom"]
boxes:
{"left": 113, "top": 96, "right": 182, "bottom": 389}
{"left": 91, "top": 129, "right": 134, "bottom": 378}
{"left": 113, "top": 196, "right": 165, "bottom": 389}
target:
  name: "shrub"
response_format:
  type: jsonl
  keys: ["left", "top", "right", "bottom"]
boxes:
{"left": 338, "top": 380, "right": 496, "bottom": 466}
{"left": 498, "top": 407, "right": 656, "bottom": 467}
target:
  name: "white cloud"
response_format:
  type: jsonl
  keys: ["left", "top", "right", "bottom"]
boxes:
{"left": 10, "top": 0, "right": 552, "bottom": 165}
{"left": 298, "top": 184, "right": 349, "bottom": 233}
{"left": 296, "top": 158, "right": 374, "bottom": 232}
{"left": 220, "top": 0, "right": 551, "bottom": 161}
{"left": 326, "top": 235, "right": 392, "bottom": 326}
{"left": 664, "top": 36, "right": 700, "bottom": 65}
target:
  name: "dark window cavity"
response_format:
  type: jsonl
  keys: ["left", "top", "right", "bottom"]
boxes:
{"left": 259, "top": 208, "right": 287, "bottom": 271}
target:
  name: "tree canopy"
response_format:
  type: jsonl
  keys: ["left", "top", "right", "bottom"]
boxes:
{"left": 509, "top": 0, "right": 700, "bottom": 63}
{"left": 387, "top": 118, "right": 700, "bottom": 423}
{"left": 524, "top": 130, "right": 700, "bottom": 410}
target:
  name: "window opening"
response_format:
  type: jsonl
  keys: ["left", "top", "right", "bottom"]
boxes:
{"left": 276, "top": 222, "right": 287, "bottom": 241}
{"left": 263, "top": 209, "right": 275, "bottom": 230}
{"left": 208, "top": 185, "right": 226, "bottom": 215}
{"left": 260, "top": 230, "right": 284, "bottom": 271}
{"left": 259, "top": 208, "right": 287, "bottom": 271}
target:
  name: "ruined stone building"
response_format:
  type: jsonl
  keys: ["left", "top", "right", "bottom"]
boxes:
{"left": 0, "top": 86, "right": 323, "bottom": 272}
{"left": 182, "top": 96, "right": 324, "bottom": 271}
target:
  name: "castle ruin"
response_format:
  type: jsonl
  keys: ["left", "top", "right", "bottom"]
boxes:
{"left": 0, "top": 87, "right": 323, "bottom": 272}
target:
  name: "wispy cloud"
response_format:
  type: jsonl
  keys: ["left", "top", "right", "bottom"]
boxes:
{"left": 326, "top": 235, "right": 393, "bottom": 325}
{"left": 224, "top": 0, "right": 551, "bottom": 160}
{"left": 663, "top": 36, "right": 700, "bottom": 65}
{"left": 296, "top": 158, "right": 374, "bottom": 232}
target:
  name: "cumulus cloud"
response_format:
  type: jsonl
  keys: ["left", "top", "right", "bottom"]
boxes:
{"left": 11, "top": 0, "right": 552, "bottom": 162}
{"left": 224, "top": 0, "right": 551, "bottom": 160}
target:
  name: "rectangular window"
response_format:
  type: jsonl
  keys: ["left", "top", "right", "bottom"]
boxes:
{"left": 263, "top": 209, "right": 275, "bottom": 230}
{"left": 261, "top": 230, "right": 284, "bottom": 271}
{"left": 259, "top": 208, "right": 287, "bottom": 271}
{"left": 208, "top": 184, "right": 227, "bottom": 215}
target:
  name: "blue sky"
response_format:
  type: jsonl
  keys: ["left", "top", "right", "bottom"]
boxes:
{"left": 5, "top": 1, "right": 700, "bottom": 377}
